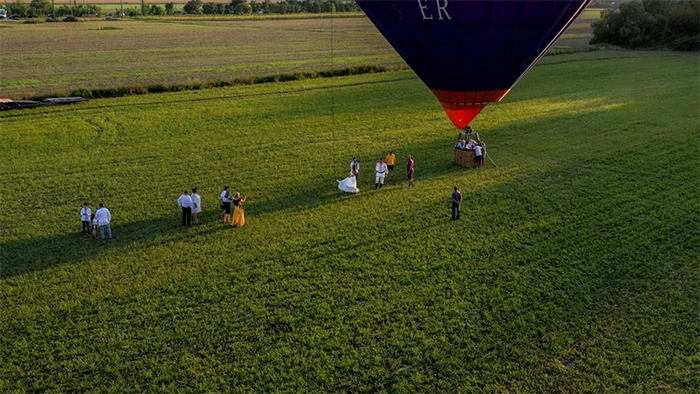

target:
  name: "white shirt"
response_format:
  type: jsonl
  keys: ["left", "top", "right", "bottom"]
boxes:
{"left": 80, "top": 207, "right": 92, "bottom": 221}
{"left": 95, "top": 207, "right": 111, "bottom": 226}
{"left": 350, "top": 160, "right": 360, "bottom": 173}
{"left": 375, "top": 162, "right": 387, "bottom": 174}
{"left": 474, "top": 145, "right": 482, "bottom": 156}
{"left": 178, "top": 194, "right": 193, "bottom": 208}
{"left": 220, "top": 190, "right": 231, "bottom": 202}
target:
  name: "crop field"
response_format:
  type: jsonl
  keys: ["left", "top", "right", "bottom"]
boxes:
{"left": 0, "top": 9, "right": 597, "bottom": 99}
{"left": 1, "top": 50, "right": 698, "bottom": 391}
{"left": 0, "top": 16, "right": 401, "bottom": 99}
{"left": 558, "top": 8, "right": 599, "bottom": 48}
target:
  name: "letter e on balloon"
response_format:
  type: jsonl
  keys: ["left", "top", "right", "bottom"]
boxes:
{"left": 417, "top": 0, "right": 433, "bottom": 20}
{"left": 417, "top": 0, "right": 451, "bottom": 21}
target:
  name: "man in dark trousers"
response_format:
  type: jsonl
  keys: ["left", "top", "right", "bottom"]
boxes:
{"left": 351, "top": 157, "right": 360, "bottom": 179}
{"left": 451, "top": 186, "right": 462, "bottom": 220}
{"left": 177, "top": 190, "right": 193, "bottom": 226}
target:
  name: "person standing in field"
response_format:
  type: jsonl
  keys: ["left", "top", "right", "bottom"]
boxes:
{"left": 407, "top": 155, "right": 415, "bottom": 187}
{"left": 474, "top": 143, "right": 483, "bottom": 168}
{"left": 478, "top": 141, "right": 486, "bottom": 166}
{"left": 178, "top": 190, "right": 193, "bottom": 227}
{"left": 385, "top": 150, "right": 396, "bottom": 176}
{"left": 231, "top": 192, "right": 247, "bottom": 227}
{"left": 90, "top": 213, "right": 98, "bottom": 238}
{"left": 95, "top": 203, "right": 113, "bottom": 240}
{"left": 191, "top": 187, "right": 201, "bottom": 223}
{"left": 220, "top": 186, "right": 233, "bottom": 224}
{"left": 375, "top": 158, "right": 388, "bottom": 189}
{"left": 351, "top": 157, "right": 360, "bottom": 179}
{"left": 80, "top": 202, "right": 92, "bottom": 234}
{"left": 451, "top": 186, "right": 462, "bottom": 220}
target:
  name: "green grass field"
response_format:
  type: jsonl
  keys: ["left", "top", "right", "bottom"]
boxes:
{"left": 1, "top": 50, "right": 698, "bottom": 392}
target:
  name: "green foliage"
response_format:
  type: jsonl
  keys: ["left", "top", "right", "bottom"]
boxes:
{"left": 43, "top": 65, "right": 398, "bottom": 101}
{"left": 201, "top": 2, "right": 218, "bottom": 14}
{"left": 55, "top": 3, "right": 101, "bottom": 17}
{"left": 0, "top": 52, "right": 698, "bottom": 392}
{"left": 667, "top": 0, "right": 700, "bottom": 50}
{"left": 591, "top": 0, "right": 699, "bottom": 50}
{"left": 29, "top": 0, "right": 50, "bottom": 16}
{"left": 6, "top": 0, "right": 29, "bottom": 17}
{"left": 236, "top": 2, "right": 252, "bottom": 15}
{"left": 164, "top": 1, "right": 174, "bottom": 14}
{"left": 149, "top": 4, "right": 164, "bottom": 15}
{"left": 123, "top": 6, "right": 141, "bottom": 17}
{"left": 183, "top": 0, "right": 202, "bottom": 14}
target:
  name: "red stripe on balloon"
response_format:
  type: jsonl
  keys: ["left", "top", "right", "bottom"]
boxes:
{"left": 430, "top": 89, "right": 510, "bottom": 128}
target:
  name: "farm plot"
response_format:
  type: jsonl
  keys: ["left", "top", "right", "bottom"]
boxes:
{"left": 0, "top": 17, "right": 402, "bottom": 98}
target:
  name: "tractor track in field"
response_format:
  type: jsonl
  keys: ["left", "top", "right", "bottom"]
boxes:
{"left": 0, "top": 76, "right": 416, "bottom": 120}
{"left": 84, "top": 118, "right": 126, "bottom": 159}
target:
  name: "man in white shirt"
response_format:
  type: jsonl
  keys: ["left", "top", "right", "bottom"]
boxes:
{"left": 80, "top": 202, "right": 92, "bottom": 234}
{"left": 95, "top": 203, "right": 113, "bottom": 240}
{"left": 375, "top": 158, "right": 388, "bottom": 189}
{"left": 178, "top": 190, "right": 193, "bottom": 227}
{"left": 220, "top": 186, "right": 233, "bottom": 223}
{"left": 474, "top": 144, "right": 483, "bottom": 167}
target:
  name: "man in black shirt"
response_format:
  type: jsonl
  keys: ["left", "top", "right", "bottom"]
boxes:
{"left": 451, "top": 186, "right": 462, "bottom": 220}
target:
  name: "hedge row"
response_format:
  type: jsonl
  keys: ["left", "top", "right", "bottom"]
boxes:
{"left": 27, "top": 65, "right": 407, "bottom": 101}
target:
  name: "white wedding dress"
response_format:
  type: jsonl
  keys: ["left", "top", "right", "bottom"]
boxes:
{"left": 337, "top": 173, "right": 359, "bottom": 193}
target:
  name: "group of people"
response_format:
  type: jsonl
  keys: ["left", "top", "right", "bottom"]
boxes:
{"left": 338, "top": 150, "right": 415, "bottom": 193}
{"left": 219, "top": 186, "right": 247, "bottom": 227}
{"left": 177, "top": 186, "right": 248, "bottom": 227}
{"left": 455, "top": 127, "right": 486, "bottom": 167}
{"left": 177, "top": 188, "right": 202, "bottom": 226}
{"left": 79, "top": 202, "right": 113, "bottom": 240}
{"left": 82, "top": 143, "right": 471, "bottom": 237}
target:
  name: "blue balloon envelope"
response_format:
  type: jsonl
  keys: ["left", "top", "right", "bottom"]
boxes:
{"left": 356, "top": 0, "right": 592, "bottom": 128}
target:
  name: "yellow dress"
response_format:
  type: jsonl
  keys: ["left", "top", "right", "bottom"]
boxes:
{"left": 232, "top": 204, "right": 245, "bottom": 227}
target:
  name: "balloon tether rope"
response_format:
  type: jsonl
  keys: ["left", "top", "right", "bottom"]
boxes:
{"left": 330, "top": 4, "right": 335, "bottom": 140}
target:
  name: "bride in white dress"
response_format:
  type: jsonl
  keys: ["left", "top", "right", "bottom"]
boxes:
{"left": 337, "top": 172, "right": 359, "bottom": 193}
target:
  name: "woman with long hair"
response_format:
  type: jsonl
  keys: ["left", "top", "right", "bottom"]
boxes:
{"left": 232, "top": 192, "right": 247, "bottom": 227}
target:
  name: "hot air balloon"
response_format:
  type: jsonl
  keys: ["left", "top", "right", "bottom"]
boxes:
{"left": 356, "top": 0, "right": 592, "bottom": 128}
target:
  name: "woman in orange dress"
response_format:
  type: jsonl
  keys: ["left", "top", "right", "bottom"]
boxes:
{"left": 231, "top": 192, "right": 247, "bottom": 227}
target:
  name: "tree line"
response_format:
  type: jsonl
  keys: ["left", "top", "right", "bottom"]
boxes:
{"left": 185, "top": 0, "right": 358, "bottom": 15}
{"left": 591, "top": 0, "right": 699, "bottom": 51}
{"left": 1, "top": 0, "right": 358, "bottom": 17}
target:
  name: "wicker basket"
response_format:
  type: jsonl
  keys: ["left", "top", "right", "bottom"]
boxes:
{"left": 454, "top": 148, "right": 478, "bottom": 167}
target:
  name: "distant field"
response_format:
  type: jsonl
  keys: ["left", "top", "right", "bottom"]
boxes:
{"left": 1, "top": 51, "right": 698, "bottom": 392}
{"left": 0, "top": 10, "right": 598, "bottom": 99}
{"left": 0, "top": 17, "right": 401, "bottom": 99}
{"left": 556, "top": 8, "right": 599, "bottom": 48}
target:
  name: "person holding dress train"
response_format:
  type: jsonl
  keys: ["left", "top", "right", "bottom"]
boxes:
{"left": 232, "top": 192, "right": 247, "bottom": 227}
